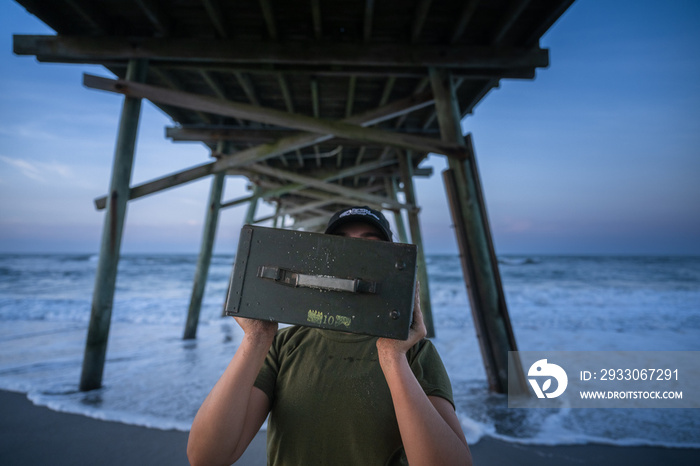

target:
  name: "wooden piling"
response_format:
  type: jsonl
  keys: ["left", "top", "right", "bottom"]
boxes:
{"left": 183, "top": 171, "right": 226, "bottom": 340}
{"left": 245, "top": 185, "right": 261, "bottom": 224}
{"left": 398, "top": 151, "right": 435, "bottom": 338}
{"left": 389, "top": 178, "right": 409, "bottom": 244}
{"left": 430, "top": 67, "right": 525, "bottom": 393}
{"left": 79, "top": 59, "right": 148, "bottom": 392}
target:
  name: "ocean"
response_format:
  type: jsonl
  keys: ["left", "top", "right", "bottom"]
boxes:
{"left": 0, "top": 253, "right": 699, "bottom": 448}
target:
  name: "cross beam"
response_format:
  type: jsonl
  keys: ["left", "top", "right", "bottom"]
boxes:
{"left": 248, "top": 164, "right": 406, "bottom": 210}
{"left": 94, "top": 89, "right": 436, "bottom": 209}
{"left": 15, "top": 35, "right": 549, "bottom": 71}
{"left": 83, "top": 74, "right": 463, "bottom": 157}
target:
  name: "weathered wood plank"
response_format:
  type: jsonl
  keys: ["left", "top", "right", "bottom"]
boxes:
{"left": 94, "top": 162, "right": 217, "bottom": 210}
{"left": 166, "top": 126, "right": 440, "bottom": 145}
{"left": 411, "top": 0, "right": 433, "bottom": 43}
{"left": 258, "top": 0, "right": 278, "bottom": 40}
{"left": 311, "top": 0, "right": 322, "bottom": 40}
{"left": 201, "top": 0, "right": 228, "bottom": 39}
{"left": 248, "top": 163, "right": 406, "bottom": 210}
{"left": 451, "top": 0, "right": 479, "bottom": 44}
{"left": 80, "top": 59, "right": 148, "bottom": 392}
{"left": 254, "top": 197, "right": 341, "bottom": 224}
{"left": 183, "top": 171, "right": 225, "bottom": 340}
{"left": 398, "top": 151, "right": 435, "bottom": 337}
{"left": 83, "top": 74, "right": 462, "bottom": 157}
{"left": 93, "top": 88, "right": 435, "bottom": 209}
{"left": 14, "top": 35, "right": 549, "bottom": 69}
{"left": 258, "top": 158, "right": 397, "bottom": 199}
{"left": 220, "top": 194, "right": 255, "bottom": 209}
{"left": 431, "top": 67, "right": 523, "bottom": 394}
{"left": 133, "top": 0, "right": 171, "bottom": 36}
{"left": 363, "top": 0, "right": 375, "bottom": 43}
{"left": 346, "top": 75, "right": 357, "bottom": 118}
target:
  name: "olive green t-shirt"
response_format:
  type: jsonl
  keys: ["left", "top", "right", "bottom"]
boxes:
{"left": 254, "top": 326, "right": 454, "bottom": 465}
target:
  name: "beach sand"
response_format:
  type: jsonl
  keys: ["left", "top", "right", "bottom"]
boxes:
{"left": 1, "top": 390, "right": 697, "bottom": 465}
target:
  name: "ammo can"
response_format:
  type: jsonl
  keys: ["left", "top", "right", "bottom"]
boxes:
{"left": 224, "top": 225, "right": 417, "bottom": 339}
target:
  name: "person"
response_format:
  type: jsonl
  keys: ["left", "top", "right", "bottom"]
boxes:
{"left": 187, "top": 206, "right": 472, "bottom": 466}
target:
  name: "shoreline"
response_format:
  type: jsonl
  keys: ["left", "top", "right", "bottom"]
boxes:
{"left": 2, "top": 390, "right": 698, "bottom": 465}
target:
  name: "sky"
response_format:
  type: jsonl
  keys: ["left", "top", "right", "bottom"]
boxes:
{"left": 1, "top": 0, "right": 699, "bottom": 255}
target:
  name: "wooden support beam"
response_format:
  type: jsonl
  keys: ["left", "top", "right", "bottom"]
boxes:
{"left": 398, "top": 151, "right": 435, "bottom": 337}
{"left": 388, "top": 178, "right": 409, "bottom": 244}
{"left": 83, "top": 74, "right": 463, "bottom": 157}
{"left": 276, "top": 73, "right": 303, "bottom": 166}
{"left": 151, "top": 67, "right": 212, "bottom": 124}
{"left": 354, "top": 146, "right": 366, "bottom": 186}
{"left": 379, "top": 76, "right": 396, "bottom": 107}
{"left": 183, "top": 170, "right": 225, "bottom": 340}
{"left": 258, "top": 158, "right": 397, "bottom": 199}
{"left": 245, "top": 185, "right": 262, "bottom": 224}
{"left": 134, "top": 0, "right": 171, "bottom": 36}
{"left": 64, "top": 0, "right": 111, "bottom": 34}
{"left": 336, "top": 145, "right": 344, "bottom": 168}
{"left": 174, "top": 64, "right": 537, "bottom": 80}
{"left": 311, "top": 0, "right": 322, "bottom": 40}
{"left": 94, "top": 89, "right": 435, "bottom": 209}
{"left": 277, "top": 74, "right": 294, "bottom": 113}
{"left": 261, "top": 187, "right": 385, "bottom": 221}
{"left": 25, "top": 61, "right": 539, "bottom": 81}
{"left": 313, "top": 146, "right": 322, "bottom": 168}
{"left": 258, "top": 0, "right": 278, "bottom": 40}
{"left": 457, "top": 77, "right": 500, "bottom": 119}
{"left": 248, "top": 163, "right": 406, "bottom": 210}
{"left": 430, "top": 67, "right": 524, "bottom": 393}
{"left": 201, "top": 0, "right": 229, "bottom": 39}
{"left": 394, "top": 77, "right": 429, "bottom": 129}
{"left": 422, "top": 77, "right": 463, "bottom": 130}
{"left": 363, "top": 0, "right": 375, "bottom": 43}
{"left": 167, "top": 126, "right": 439, "bottom": 146}
{"left": 310, "top": 78, "right": 320, "bottom": 118}
{"left": 346, "top": 76, "right": 357, "bottom": 118}
{"left": 310, "top": 77, "right": 321, "bottom": 168}
{"left": 451, "top": 0, "right": 479, "bottom": 44}
{"left": 200, "top": 70, "right": 246, "bottom": 126}
{"left": 94, "top": 161, "right": 220, "bottom": 210}
{"left": 255, "top": 197, "right": 342, "bottom": 224}
{"left": 493, "top": 0, "right": 532, "bottom": 45}
{"left": 221, "top": 194, "right": 255, "bottom": 210}
{"left": 411, "top": 0, "right": 433, "bottom": 43}
{"left": 14, "top": 35, "right": 550, "bottom": 70}
{"left": 234, "top": 71, "right": 261, "bottom": 106}
{"left": 200, "top": 70, "right": 227, "bottom": 99}
{"left": 273, "top": 203, "right": 282, "bottom": 227}
{"left": 80, "top": 59, "right": 148, "bottom": 392}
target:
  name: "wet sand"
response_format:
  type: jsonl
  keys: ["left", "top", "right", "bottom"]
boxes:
{"left": 1, "top": 390, "right": 697, "bottom": 465}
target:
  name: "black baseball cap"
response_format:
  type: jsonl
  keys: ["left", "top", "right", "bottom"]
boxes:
{"left": 324, "top": 206, "right": 393, "bottom": 242}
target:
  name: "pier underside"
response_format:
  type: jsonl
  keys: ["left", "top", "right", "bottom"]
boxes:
{"left": 13, "top": 0, "right": 574, "bottom": 393}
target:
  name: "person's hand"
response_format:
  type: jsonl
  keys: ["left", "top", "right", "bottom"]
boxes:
{"left": 234, "top": 316, "right": 278, "bottom": 344}
{"left": 376, "top": 281, "right": 426, "bottom": 358}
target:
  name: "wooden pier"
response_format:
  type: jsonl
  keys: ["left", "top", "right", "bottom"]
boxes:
{"left": 13, "top": 0, "right": 574, "bottom": 393}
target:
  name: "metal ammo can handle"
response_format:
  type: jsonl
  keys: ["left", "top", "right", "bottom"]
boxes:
{"left": 257, "top": 265, "right": 377, "bottom": 293}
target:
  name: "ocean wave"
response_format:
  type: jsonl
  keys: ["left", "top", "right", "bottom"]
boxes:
{"left": 498, "top": 257, "right": 541, "bottom": 266}
{"left": 2, "top": 254, "right": 699, "bottom": 449}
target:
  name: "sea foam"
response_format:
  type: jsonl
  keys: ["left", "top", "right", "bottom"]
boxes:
{"left": 0, "top": 254, "right": 699, "bottom": 448}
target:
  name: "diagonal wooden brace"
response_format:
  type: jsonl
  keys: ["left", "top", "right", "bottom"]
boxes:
{"left": 93, "top": 87, "right": 439, "bottom": 209}
{"left": 84, "top": 74, "right": 465, "bottom": 157}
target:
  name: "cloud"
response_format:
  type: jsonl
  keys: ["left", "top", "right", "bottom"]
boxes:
{"left": 0, "top": 155, "right": 73, "bottom": 183}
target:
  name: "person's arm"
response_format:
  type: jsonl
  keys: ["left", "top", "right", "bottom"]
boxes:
{"left": 376, "top": 283, "right": 472, "bottom": 466}
{"left": 187, "top": 319, "right": 277, "bottom": 466}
